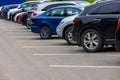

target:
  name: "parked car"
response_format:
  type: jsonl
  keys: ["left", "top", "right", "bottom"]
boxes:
{"left": 56, "top": 15, "right": 79, "bottom": 45}
{"left": 0, "top": 6, "right": 4, "bottom": 18}
{"left": 31, "top": 6, "right": 82, "bottom": 39}
{"left": 7, "top": 1, "right": 41, "bottom": 21}
{"left": 72, "top": 0, "right": 120, "bottom": 52}
{"left": 2, "top": 4, "right": 19, "bottom": 19}
{"left": 22, "top": 1, "right": 90, "bottom": 29}
{"left": 115, "top": 19, "right": 120, "bottom": 51}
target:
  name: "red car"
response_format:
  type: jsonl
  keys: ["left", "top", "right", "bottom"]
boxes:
{"left": 115, "top": 19, "right": 120, "bottom": 51}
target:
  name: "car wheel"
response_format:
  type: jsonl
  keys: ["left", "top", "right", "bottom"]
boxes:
{"left": 81, "top": 29, "right": 104, "bottom": 52}
{"left": 115, "top": 31, "right": 120, "bottom": 51}
{"left": 26, "top": 24, "right": 31, "bottom": 29}
{"left": 39, "top": 26, "right": 51, "bottom": 39}
{"left": 65, "top": 26, "right": 76, "bottom": 45}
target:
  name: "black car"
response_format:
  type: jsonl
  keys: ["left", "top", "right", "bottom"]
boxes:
{"left": 72, "top": 0, "right": 120, "bottom": 52}
{"left": 115, "top": 19, "right": 120, "bottom": 51}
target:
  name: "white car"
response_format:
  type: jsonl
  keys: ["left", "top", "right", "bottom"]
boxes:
{"left": 14, "top": 12, "right": 26, "bottom": 22}
{"left": 7, "top": 1, "right": 41, "bottom": 20}
{"left": 56, "top": 15, "right": 79, "bottom": 45}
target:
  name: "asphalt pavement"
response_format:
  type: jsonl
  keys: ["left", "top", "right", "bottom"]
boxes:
{"left": 0, "top": 19, "right": 120, "bottom": 80}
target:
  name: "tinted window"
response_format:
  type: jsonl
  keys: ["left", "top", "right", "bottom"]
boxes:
{"left": 20, "top": 3, "right": 28, "bottom": 8}
{"left": 66, "top": 8, "right": 81, "bottom": 16}
{"left": 46, "top": 8, "right": 64, "bottom": 16}
{"left": 89, "top": 3, "right": 120, "bottom": 15}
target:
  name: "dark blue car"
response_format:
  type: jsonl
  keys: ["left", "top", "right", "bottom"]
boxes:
{"left": 2, "top": 4, "right": 19, "bottom": 19}
{"left": 31, "top": 6, "right": 82, "bottom": 39}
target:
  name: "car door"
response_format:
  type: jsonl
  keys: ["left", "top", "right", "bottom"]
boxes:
{"left": 45, "top": 8, "right": 65, "bottom": 34}
{"left": 88, "top": 2, "right": 120, "bottom": 40}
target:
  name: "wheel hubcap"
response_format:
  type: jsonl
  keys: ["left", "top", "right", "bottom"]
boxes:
{"left": 41, "top": 27, "right": 49, "bottom": 38}
{"left": 83, "top": 32, "right": 99, "bottom": 50}
{"left": 68, "top": 31, "right": 76, "bottom": 44}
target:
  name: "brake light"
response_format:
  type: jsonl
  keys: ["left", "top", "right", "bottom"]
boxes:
{"left": 20, "top": 14, "right": 25, "bottom": 18}
{"left": 33, "top": 12, "right": 37, "bottom": 16}
{"left": 19, "top": 14, "right": 25, "bottom": 21}
{"left": 73, "top": 18, "right": 80, "bottom": 24}
{"left": 28, "top": 11, "right": 33, "bottom": 14}
{"left": 117, "top": 19, "right": 120, "bottom": 29}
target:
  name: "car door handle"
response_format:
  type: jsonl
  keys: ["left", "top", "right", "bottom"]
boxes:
{"left": 94, "top": 18, "right": 101, "bottom": 21}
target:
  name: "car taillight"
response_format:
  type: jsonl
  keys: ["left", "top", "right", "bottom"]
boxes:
{"left": 117, "top": 19, "right": 120, "bottom": 29}
{"left": 19, "top": 14, "right": 25, "bottom": 21}
{"left": 28, "top": 11, "right": 33, "bottom": 14}
{"left": 33, "top": 12, "right": 37, "bottom": 16}
{"left": 73, "top": 18, "right": 80, "bottom": 24}
{"left": 21, "top": 14, "right": 25, "bottom": 18}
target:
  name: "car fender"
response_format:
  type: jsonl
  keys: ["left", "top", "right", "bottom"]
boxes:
{"left": 78, "top": 24, "right": 105, "bottom": 45}
{"left": 39, "top": 21, "right": 52, "bottom": 32}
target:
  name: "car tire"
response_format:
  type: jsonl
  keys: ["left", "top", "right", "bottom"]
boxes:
{"left": 26, "top": 24, "right": 31, "bottom": 29}
{"left": 115, "top": 31, "right": 120, "bottom": 51}
{"left": 65, "top": 26, "right": 76, "bottom": 45}
{"left": 39, "top": 26, "right": 51, "bottom": 39}
{"left": 81, "top": 29, "right": 104, "bottom": 52}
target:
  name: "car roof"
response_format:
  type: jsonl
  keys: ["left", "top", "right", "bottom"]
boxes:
{"left": 24, "top": 1, "right": 42, "bottom": 3}
{"left": 37, "top": 1, "right": 90, "bottom": 6}
{"left": 80, "top": 0, "right": 120, "bottom": 15}
{"left": 49, "top": 5, "right": 82, "bottom": 10}
{"left": 36, "top": 1, "right": 90, "bottom": 11}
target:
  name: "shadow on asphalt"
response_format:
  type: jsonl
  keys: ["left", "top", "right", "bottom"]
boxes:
{"left": 72, "top": 47, "right": 117, "bottom": 53}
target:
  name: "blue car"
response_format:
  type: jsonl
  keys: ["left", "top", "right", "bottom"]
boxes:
{"left": 31, "top": 6, "right": 82, "bottom": 39}
{"left": 2, "top": 4, "right": 19, "bottom": 19}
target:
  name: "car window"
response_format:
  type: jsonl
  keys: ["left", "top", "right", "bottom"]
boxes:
{"left": 89, "top": 3, "right": 120, "bottom": 15}
{"left": 20, "top": 3, "right": 28, "bottom": 8}
{"left": 46, "top": 8, "right": 64, "bottom": 16}
{"left": 66, "top": 8, "right": 81, "bottom": 16}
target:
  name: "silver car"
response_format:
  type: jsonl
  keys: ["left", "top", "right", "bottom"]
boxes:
{"left": 56, "top": 15, "right": 79, "bottom": 45}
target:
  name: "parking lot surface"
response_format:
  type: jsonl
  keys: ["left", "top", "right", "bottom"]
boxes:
{"left": 0, "top": 19, "right": 120, "bottom": 80}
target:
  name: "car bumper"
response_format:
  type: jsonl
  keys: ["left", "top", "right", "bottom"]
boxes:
{"left": 56, "top": 27, "right": 62, "bottom": 38}
{"left": 27, "top": 18, "right": 32, "bottom": 26}
{"left": 115, "top": 29, "right": 120, "bottom": 51}
{"left": 31, "top": 26, "right": 39, "bottom": 33}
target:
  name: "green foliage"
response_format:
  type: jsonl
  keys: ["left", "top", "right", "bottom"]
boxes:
{"left": 85, "top": 0, "right": 95, "bottom": 3}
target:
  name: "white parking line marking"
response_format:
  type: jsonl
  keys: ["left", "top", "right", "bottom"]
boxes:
{"left": 33, "top": 53, "right": 120, "bottom": 57}
{"left": 22, "top": 46, "right": 65, "bottom": 48}
{"left": 33, "top": 54, "right": 84, "bottom": 56}
{"left": 49, "top": 65, "right": 120, "bottom": 69}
